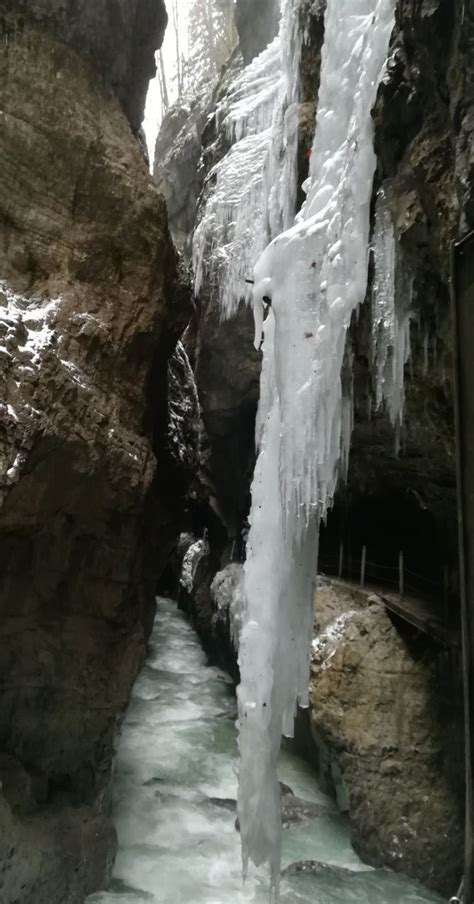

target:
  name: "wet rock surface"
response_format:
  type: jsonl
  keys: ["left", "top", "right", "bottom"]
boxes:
{"left": 0, "top": 789, "right": 117, "bottom": 904}
{"left": 172, "top": 536, "right": 240, "bottom": 677}
{"left": 232, "top": 780, "right": 336, "bottom": 832}
{"left": 282, "top": 860, "right": 373, "bottom": 878}
{"left": 210, "top": 562, "right": 244, "bottom": 667}
{"left": 192, "top": 297, "right": 261, "bottom": 542}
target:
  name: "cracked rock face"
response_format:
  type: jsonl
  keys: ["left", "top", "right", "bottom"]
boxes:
{"left": 0, "top": 8, "right": 195, "bottom": 902}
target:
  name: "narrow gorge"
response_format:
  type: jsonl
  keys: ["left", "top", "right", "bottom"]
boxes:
{"left": 0, "top": 0, "right": 472, "bottom": 902}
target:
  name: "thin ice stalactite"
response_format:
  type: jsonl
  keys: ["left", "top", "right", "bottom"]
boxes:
{"left": 371, "top": 186, "right": 413, "bottom": 435}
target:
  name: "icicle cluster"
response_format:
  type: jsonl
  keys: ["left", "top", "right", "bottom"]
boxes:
{"left": 372, "top": 187, "right": 413, "bottom": 431}
{"left": 193, "top": 0, "right": 303, "bottom": 320}
{"left": 237, "top": 0, "right": 396, "bottom": 893}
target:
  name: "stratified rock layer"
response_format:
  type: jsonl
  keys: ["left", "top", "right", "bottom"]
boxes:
{"left": 0, "top": 7, "right": 195, "bottom": 902}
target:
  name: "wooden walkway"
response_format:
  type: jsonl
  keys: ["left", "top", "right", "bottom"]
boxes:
{"left": 380, "top": 590, "right": 460, "bottom": 650}
{"left": 317, "top": 576, "right": 460, "bottom": 650}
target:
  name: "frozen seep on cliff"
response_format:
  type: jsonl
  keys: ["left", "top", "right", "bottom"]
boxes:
{"left": 371, "top": 187, "right": 413, "bottom": 443}
{"left": 236, "top": 0, "right": 397, "bottom": 891}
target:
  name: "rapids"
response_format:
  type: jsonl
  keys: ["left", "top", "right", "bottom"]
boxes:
{"left": 88, "top": 598, "right": 441, "bottom": 904}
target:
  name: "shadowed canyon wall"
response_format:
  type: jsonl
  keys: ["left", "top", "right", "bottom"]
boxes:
{"left": 0, "top": 2, "right": 198, "bottom": 900}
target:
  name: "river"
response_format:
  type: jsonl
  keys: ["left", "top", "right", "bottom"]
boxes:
{"left": 88, "top": 597, "right": 441, "bottom": 904}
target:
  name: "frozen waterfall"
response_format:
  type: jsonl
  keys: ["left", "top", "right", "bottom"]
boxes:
{"left": 193, "top": 0, "right": 302, "bottom": 319}
{"left": 237, "top": 0, "right": 396, "bottom": 893}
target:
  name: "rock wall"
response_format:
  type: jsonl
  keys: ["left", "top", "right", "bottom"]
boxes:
{"left": 154, "top": 94, "right": 211, "bottom": 259}
{"left": 309, "top": 579, "right": 463, "bottom": 895}
{"left": 0, "top": 4, "right": 196, "bottom": 902}
{"left": 0, "top": 0, "right": 167, "bottom": 131}
{"left": 154, "top": 45, "right": 262, "bottom": 562}
{"left": 234, "top": 0, "right": 279, "bottom": 63}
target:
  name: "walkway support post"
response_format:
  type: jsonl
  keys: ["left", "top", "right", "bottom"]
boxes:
{"left": 360, "top": 546, "right": 366, "bottom": 588}
{"left": 444, "top": 564, "right": 450, "bottom": 624}
{"left": 451, "top": 231, "right": 474, "bottom": 904}
{"left": 399, "top": 550, "right": 404, "bottom": 598}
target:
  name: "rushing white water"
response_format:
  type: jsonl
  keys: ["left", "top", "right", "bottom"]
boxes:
{"left": 371, "top": 187, "right": 412, "bottom": 430}
{"left": 193, "top": 0, "right": 302, "bottom": 319}
{"left": 238, "top": 0, "right": 396, "bottom": 890}
{"left": 87, "top": 598, "right": 441, "bottom": 904}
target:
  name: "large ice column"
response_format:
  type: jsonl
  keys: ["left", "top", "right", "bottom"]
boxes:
{"left": 237, "top": 0, "right": 395, "bottom": 892}
{"left": 193, "top": 0, "right": 303, "bottom": 320}
{"left": 372, "top": 187, "right": 413, "bottom": 431}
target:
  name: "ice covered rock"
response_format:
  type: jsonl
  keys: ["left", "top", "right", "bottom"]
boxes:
{"left": 211, "top": 563, "right": 246, "bottom": 651}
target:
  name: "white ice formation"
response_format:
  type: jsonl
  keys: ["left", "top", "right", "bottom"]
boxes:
{"left": 236, "top": 0, "right": 396, "bottom": 893}
{"left": 372, "top": 187, "right": 413, "bottom": 431}
{"left": 193, "top": 0, "right": 303, "bottom": 319}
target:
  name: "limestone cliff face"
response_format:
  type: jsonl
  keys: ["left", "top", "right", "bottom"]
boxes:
{"left": 0, "top": 0, "right": 167, "bottom": 131}
{"left": 0, "top": 5, "right": 196, "bottom": 902}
